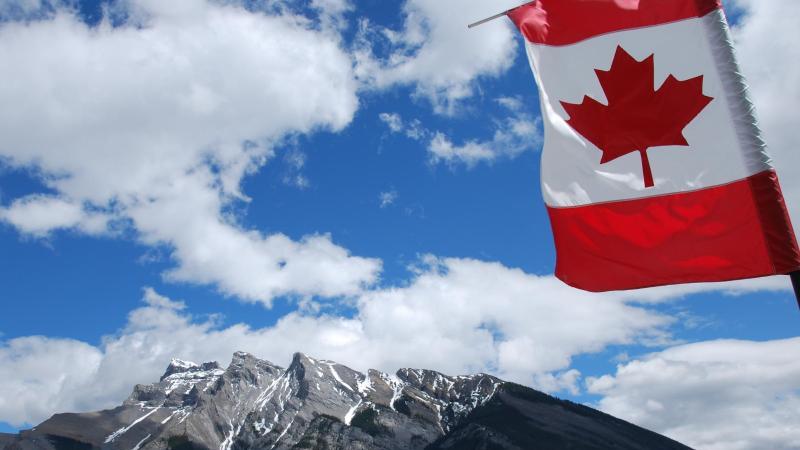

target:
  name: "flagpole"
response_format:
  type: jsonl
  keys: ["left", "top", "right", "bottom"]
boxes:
{"left": 467, "top": 1, "right": 535, "bottom": 28}
{"left": 791, "top": 271, "right": 800, "bottom": 310}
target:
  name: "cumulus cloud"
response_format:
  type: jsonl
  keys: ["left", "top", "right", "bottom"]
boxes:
{"left": 0, "top": 195, "right": 108, "bottom": 237}
{"left": 588, "top": 338, "right": 800, "bottom": 450}
{"left": 0, "top": 0, "right": 379, "bottom": 305}
{"left": 378, "top": 100, "right": 542, "bottom": 169}
{"left": 610, "top": 275, "right": 792, "bottom": 304}
{"left": 2, "top": 257, "right": 790, "bottom": 427}
{"left": 0, "top": 0, "right": 541, "bottom": 304}
{"left": 427, "top": 133, "right": 496, "bottom": 167}
{"left": 281, "top": 149, "right": 310, "bottom": 190}
{"left": 355, "top": 0, "right": 522, "bottom": 114}
{"left": 427, "top": 115, "right": 542, "bottom": 168}
{"left": 0, "top": 336, "right": 103, "bottom": 427}
{"left": 309, "top": 0, "right": 352, "bottom": 31}
{"left": 378, "top": 112, "right": 403, "bottom": 133}
{"left": 0, "top": 258, "right": 661, "bottom": 426}
{"left": 495, "top": 96, "right": 524, "bottom": 111}
{"left": 378, "top": 190, "right": 397, "bottom": 208}
{"left": 377, "top": 112, "right": 430, "bottom": 141}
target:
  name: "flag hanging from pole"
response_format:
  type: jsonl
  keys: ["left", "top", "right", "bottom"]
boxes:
{"left": 507, "top": 0, "right": 800, "bottom": 291}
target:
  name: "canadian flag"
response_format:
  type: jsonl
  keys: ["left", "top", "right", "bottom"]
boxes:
{"left": 508, "top": 0, "right": 800, "bottom": 291}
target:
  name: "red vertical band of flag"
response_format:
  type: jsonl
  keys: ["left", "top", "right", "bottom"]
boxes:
{"left": 548, "top": 170, "right": 800, "bottom": 292}
{"left": 747, "top": 170, "right": 800, "bottom": 274}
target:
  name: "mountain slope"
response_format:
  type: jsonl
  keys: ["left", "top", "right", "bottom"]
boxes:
{"left": 428, "top": 384, "right": 690, "bottom": 450}
{"left": 0, "top": 435, "right": 13, "bottom": 448}
{"left": 1, "top": 352, "right": 692, "bottom": 450}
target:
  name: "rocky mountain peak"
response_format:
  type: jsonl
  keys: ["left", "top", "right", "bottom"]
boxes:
{"left": 3, "top": 351, "right": 694, "bottom": 450}
{"left": 160, "top": 358, "right": 221, "bottom": 381}
{"left": 160, "top": 358, "right": 198, "bottom": 380}
{"left": 224, "top": 351, "right": 282, "bottom": 386}
{"left": 127, "top": 358, "right": 226, "bottom": 409}
{"left": 230, "top": 350, "right": 255, "bottom": 364}
{"left": 286, "top": 351, "right": 312, "bottom": 375}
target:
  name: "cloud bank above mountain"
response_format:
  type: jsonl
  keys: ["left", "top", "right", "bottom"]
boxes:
{"left": 0, "top": 258, "right": 791, "bottom": 428}
{"left": 588, "top": 338, "right": 800, "bottom": 450}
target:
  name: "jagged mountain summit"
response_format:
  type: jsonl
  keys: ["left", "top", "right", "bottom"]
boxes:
{"left": 1, "top": 352, "right": 693, "bottom": 450}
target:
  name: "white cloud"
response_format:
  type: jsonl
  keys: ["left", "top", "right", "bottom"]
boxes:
{"left": 588, "top": 338, "right": 800, "bottom": 450}
{"left": 4, "top": 257, "right": 788, "bottom": 427}
{"left": 428, "top": 133, "right": 496, "bottom": 168}
{"left": 377, "top": 103, "right": 541, "bottom": 169}
{"left": 0, "top": 195, "right": 108, "bottom": 237}
{"left": 731, "top": 0, "right": 800, "bottom": 234}
{"left": 0, "top": 0, "right": 540, "bottom": 304}
{"left": 427, "top": 116, "right": 542, "bottom": 168}
{"left": 404, "top": 119, "right": 428, "bottom": 141}
{"left": 425, "top": 95, "right": 541, "bottom": 168}
{"left": 355, "top": 0, "right": 523, "bottom": 114}
{"left": 377, "top": 112, "right": 430, "bottom": 141}
{"left": 495, "top": 96, "right": 524, "bottom": 112}
{"left": 125, "top": 172, "right": 378, "bottom": 301}
{"left": 0, "top": 336, "right": 103, "bottom": 427}
{"left": 0, "top": 0, "right": 380, "bottom": 305}
{"left": 281, "top": 149, "right": 310, "bottom": 190}
{"left": 309, "top": 0, "right": 352, "bottom": 31}
{"left": 0, "top": 259, "right": 658, "bottom": 426}
{"left": 378, "top": 190, "right": 397, "bottom": 208}
{"left": 610, "top": 275, "right": 792, "bottom": 304}
{"left": 532, "top": 369, "right": 582, "bottom": 396}
{"left": 378, "top": 112, "right": 403, "bottom": 133}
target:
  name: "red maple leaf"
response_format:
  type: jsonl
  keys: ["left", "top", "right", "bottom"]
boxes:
{"left": 560, "top": 46, "right": 713, "bottom": 188}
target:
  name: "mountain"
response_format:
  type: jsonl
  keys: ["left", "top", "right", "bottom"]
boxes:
{"left": 1, "top": 352, "right": 693, "bottom": 450}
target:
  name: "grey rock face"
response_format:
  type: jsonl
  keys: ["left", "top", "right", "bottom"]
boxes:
{"left": 1, "top": 352, "right": 693, "bottom": 450}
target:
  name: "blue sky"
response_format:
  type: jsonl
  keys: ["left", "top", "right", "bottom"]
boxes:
{"left": 1, "top": 1, "right": 799, "bottom": 449}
